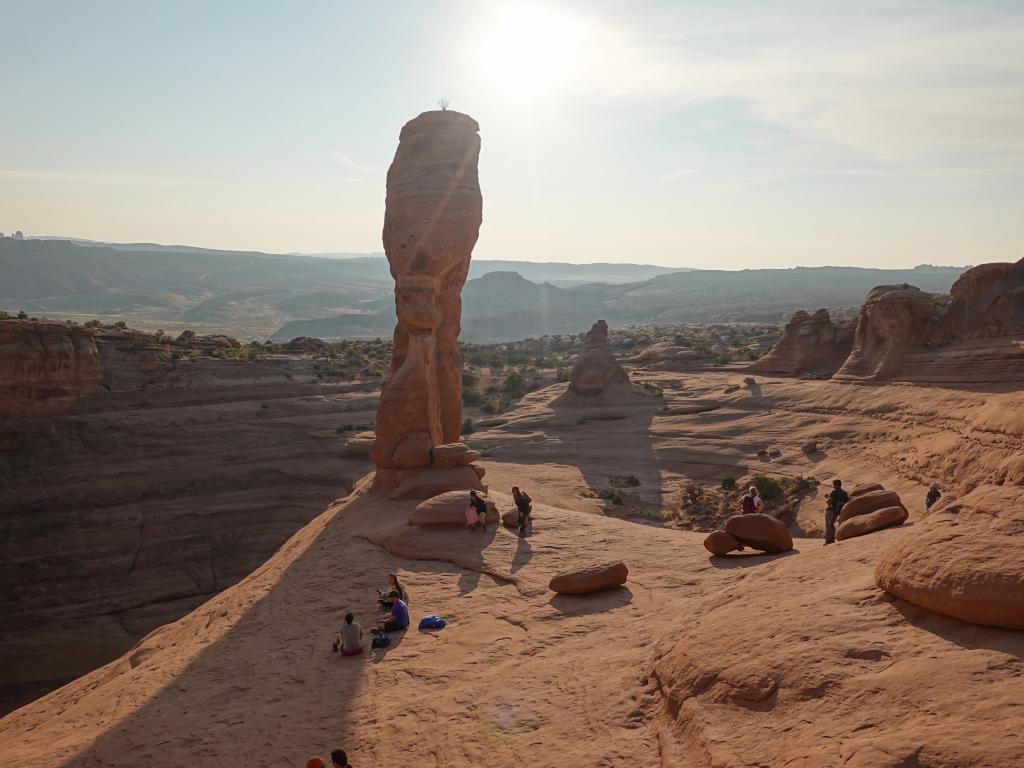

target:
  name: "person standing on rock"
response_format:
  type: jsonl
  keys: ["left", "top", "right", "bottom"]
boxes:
{"left": 926, "top": 482, "right": 942, "bottom": 510}
{"left": 467, "top": 490, "right": 488, "bottom": 532}
{"left": 512, "top": 486, "right": 533, "bottom": 536}
{"left": 738, "top": 486, "right": 764, "bottom": 515}
{"left": 824, "top": 479, "right": 849, "bottom": 545}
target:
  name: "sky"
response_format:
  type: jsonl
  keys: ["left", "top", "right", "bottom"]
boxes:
{"left": 1, "top": 0, "right": 1022, "bottom": 269}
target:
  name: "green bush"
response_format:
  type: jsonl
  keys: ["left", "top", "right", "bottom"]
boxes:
{"left": 682, "top": 481, "right": 705, "bottom": 505}
{"left": 721, "top": 477, "right": 737, "bottom": 490}
{"left": 609, "top": 474, "right": 640, "bottom": 488}
{"left": 462, "top": 388, "right": 485, "bottom": 407}
{"left": 750, "top": 474, "right": 784, "bottom": 501}
{"left": 783, "top": 475, "right": 816, "bottom": 495}
{"left": 461, "top": 370, "right": 479, "bottom": 387}
{"left": 503, "top": 371, "right": 528, "bottom": 398}
{"left": 461, "top": 417, "right": 474, "bottom": 435}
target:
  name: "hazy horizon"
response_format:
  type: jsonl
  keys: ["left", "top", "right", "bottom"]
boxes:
{"left": 2, "top": 1, "right": 1022, "bottom": 269}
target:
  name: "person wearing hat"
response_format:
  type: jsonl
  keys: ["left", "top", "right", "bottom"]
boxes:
{"left": 926, "top": 482, "right": 942, "bottom": 510}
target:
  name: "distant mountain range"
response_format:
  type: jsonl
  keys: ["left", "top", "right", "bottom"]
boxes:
{"left": 2, "top": 238, "right": 967, "bottom": 342}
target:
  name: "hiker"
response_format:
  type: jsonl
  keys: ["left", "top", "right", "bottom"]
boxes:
{"left": 333, "top": 613, "right": 363, "bottom": 657}
{"left": 738, "top": 486, "right": 764, "bottom": 515}
{"left": 824, "top": 479, "right": 849, "bottom": 545}
{"left": 377, "top": 573, "right": 408, "bottom": 609}
{"left": 466, "top": 489, "right": 488, "bottom": 532}
{"left": 376, "top": 591, "right": 410, "bottom": 634}
{"left": 330, "top": 749, "right": 351, "bottom": 768}
{"left": 926, "top": 482, "right": 942, "bottom": 510}
{"left": 512, "top": 486, "right": 533, "bottom": 536}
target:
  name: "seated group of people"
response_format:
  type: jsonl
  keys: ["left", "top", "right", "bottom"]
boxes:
{"left": 332, "top": 574, "right": 410, "bottom": 656}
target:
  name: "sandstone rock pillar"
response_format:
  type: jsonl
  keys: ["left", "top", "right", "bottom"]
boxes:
{"left": 370, "top": 110, "right": 484, "bottom": 495}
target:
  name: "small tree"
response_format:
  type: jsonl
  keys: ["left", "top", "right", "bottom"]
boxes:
{"left": 461, "top": 417, "right": 474, "bottom": 435}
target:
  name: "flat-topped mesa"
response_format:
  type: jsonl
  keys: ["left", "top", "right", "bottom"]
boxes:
{"left": 371, "top": 110, "right": 484, "bottom": 496}
{"left": 749, "top": 308, "right": 854, "bottom": 376}
{"left": 559, "top": 320, "right": 650, "bottom": 403}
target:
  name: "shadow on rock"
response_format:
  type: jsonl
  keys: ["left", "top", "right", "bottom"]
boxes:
{"left": 708, "top": 548, "right": 801, "bottom": 569}
{"left": 548, "top": 586, "right": 633, "bottom": 616}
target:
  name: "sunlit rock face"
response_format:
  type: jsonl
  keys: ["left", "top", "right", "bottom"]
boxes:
{"left": 371, "top": 110, "right": 484, "bottom": 494}
{"left": 749, "top": 308, "right": 854, "bottom": 376}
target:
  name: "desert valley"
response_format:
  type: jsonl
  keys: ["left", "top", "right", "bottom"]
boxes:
{"left": 4, "top": 1, "right": 1024, "bottom": 764}
{"left": 1, "top": 105, "right": 1022, "bottom": 768}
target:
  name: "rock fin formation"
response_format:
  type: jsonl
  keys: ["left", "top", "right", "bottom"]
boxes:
{"left": 748, "top": 308, "right": 854, "bottom": 376}
{"left": 370, "top": 110, "right": 485, "bottom": 495}
{"left": 557, "top": 320, "right": 650, "bottom": 404}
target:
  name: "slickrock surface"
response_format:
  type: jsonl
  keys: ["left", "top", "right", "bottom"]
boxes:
{"left": 371, "top": 110, "right": 483, "bottom": 494}
{"left": 2, "top": 372, "right": 1022, "bottom": 765}
{"left": 0, "top": 320, "right": 102, "bottom": 418}
{"left": 748, "top": 308, "right": 854, "bottom": 376}
{"left": 0, "top": 326, "right": 376, "bottom": 714}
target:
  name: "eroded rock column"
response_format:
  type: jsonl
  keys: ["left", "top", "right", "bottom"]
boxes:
{"left": 370, "top": 110, "right": 483, "bottom": 495}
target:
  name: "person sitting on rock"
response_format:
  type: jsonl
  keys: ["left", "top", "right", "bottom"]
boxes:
{"left": 375, "top": 591, "right": 410, "bottom": 634}
{"left": 824, "top": 479, "right": 849, "bottom": 545}
{"left": 466, "top": 490, "right": 488, "bottom": 532}
{"left": 330, "top": 748, "right": 351, "bottom": 767}
{"left": 926, "top": 482, "right": 942, "bottom": 510}
{"left": 738, "top": 486, "right": 764, "bottom": 515}
{"left": 512, "top": 486, "right": 533, "bottom": 536}
{"left": 333, "top": 612, "right": 363, "bottom": 657}
{"left": 377, "top": 573, "right": 408, "bottom": 610}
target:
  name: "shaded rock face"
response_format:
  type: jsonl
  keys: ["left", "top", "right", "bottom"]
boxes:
{"left": 371, "top": 110, "right": 483, "bottom": 493}
{"left": 563, "top": 320, "right": 646, "bottom": 402}
{"left": 94, "top": 329, "right": 177, "bottom": 392}
{"left": 834, "top": 259, "right": 1024, "bottom": 382}
{"left": 749, "top": 309, "right": 854, "bottom": 375}
{"left": 724, "top": 514, "right": 793, "bottom": 554}
{"left": 0, "top": 320, "right": 102, "bottom": 418}
{"left": 876, "top": 485, "right": 1024, "bottom": 630}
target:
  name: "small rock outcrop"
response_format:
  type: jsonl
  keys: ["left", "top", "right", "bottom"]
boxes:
{"left": 836, "top": 505, "right": 908, "bottom": 541}
{"left": 549, "top": 561, "right": 628, "bottom": 594}
{"left": 0, "top": 320, "right": 102, "bottom": 418}
{"left": 410, "top": 490, "right": 498, "bottom": 526}
{"left": 876, "top": 485, "right": 1024, "bottom": 630}
{"left": 723, "top": 514, "right": 793, "bottom": 554}
{"left": 369, "top": 110, "right": 484, "bottom": 495}
{"left": 559, "top": 320, "right": 649, "bottom": 404}
{"left": 703, "top": 530, "right": 742, "bottom": 556}
{"left": 749, "top": 308, "right": 854, "bottom": 376}
{"left": 628, "top": 341, "right": 704, "bottom": 371}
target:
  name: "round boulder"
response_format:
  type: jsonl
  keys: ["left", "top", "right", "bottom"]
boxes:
{"left": 703, "top": 530, "right": 742, "bottom": 557}
{"left": 409, "top": 490, "right": 498, "bottom": 526}
{"left": 549, "top": 561, "right": 628, "bottom": 595}
{"left": 836, "top": 505, "right": 908, "bottom": 541}
{"left": 849, "top": 482, "right": 885, "bottom": 499}
{"left": 836, "top": 489, "right": 904, "bottom": 526}
{"left": 724, "top": 514, "right": 793, "bottom": 554}
{"left": 876, "top": 521, "right": 1024, "bottom": 630}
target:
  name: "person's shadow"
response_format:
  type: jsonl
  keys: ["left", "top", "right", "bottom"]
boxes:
{"left": 511, "top": 535, "right": 532, "bottom": 574}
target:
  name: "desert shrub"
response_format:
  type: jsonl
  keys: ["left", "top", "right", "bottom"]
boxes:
{"left": 84, "top": 319, "right": 103, "bottom": 329}
{"left": 750, "top": 474, "right": 784, "bottom": 501}
{"left": 462, "top": 388, "right": 484, "bottom": 407}
{"left": 482, "top": 403, "right": 496, "bottom": 414}
{"left": 461, "top": 370, "right": 479, "bottom": 387}
{"left": 556, "top": 369, "right": 570, "bottom": 383}
{"left": 783, "top": 475, "right": 816, "bottom": 495}
{"left": 609, "top": 474, "right": 640, "bottom": 488}
{"left": 503, "top": 371, "right": 528, "bottom": 398}
{"left": 682, "top": 481, "right": 705, "bottom": 505}
{"left": 597, "top": 487, "right": 624, "bottom": 505}
{"left": 461, "top": 417, "right": 474, "bottom": 435}
{"left": 720, "top": 477, "right": 737, "bottom": 490}
{"left": 16, "top": 310, "right": 28, "bottom": 319}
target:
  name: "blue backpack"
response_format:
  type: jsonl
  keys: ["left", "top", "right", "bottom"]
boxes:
{"left": 418, "top": 615, "right": 447, "bottom": 630}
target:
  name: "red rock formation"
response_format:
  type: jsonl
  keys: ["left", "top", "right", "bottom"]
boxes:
{"left": 724, "top": 513, "right": 793, "bottom": 554}
{"left": 0, "top": 319, "right": 102, "bottom": 418}
{"left": 549, "top": 561, "right": 628, "bottom": 594}
{"left": 557, "top": 320, "right": 651, "bottom": 405}
{"left": 835, "top": 259, "right": 1024, "bottom": 382}
{"left": 748, "top": 308, "right": 854, "bottom": 375}
{"left": 876, "top": 485, "right": 1024, "bottom": 630}
{"left": 371, "top": 110, "right": 484, "bottom": 495}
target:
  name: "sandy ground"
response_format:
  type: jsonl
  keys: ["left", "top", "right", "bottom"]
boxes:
{"left": 1, "top": 372, "right": 1021, "bottom": 767}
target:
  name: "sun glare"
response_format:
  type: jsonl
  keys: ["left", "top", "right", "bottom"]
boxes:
{"left": 478, "top": 5, "right": 580, "bottom": 98}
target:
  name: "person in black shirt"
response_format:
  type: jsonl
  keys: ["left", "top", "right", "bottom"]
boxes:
{"left": 512, "top": 486, "right": 533, "bottom": 536}
{"left": 824, "top": 479, "right": 849, "bottom": 545}
{"left": 467, "top": 490, "right": 488, "bottom": 532}
{"left": 926, "top": 482, "right": 942, "bottom": 510}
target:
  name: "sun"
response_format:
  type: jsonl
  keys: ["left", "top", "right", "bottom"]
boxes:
{"left": 477, "top": 4, "right": 580, "bottom": 98}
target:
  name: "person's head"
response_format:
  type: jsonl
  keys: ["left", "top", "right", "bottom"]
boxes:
{"left": 330, "top": 749, "right": 348, "bottom": 767}
{"left": 344, "top": 612, "right": 354, "bottom": 624}
{"left": 833, "top": 479, "right": 843, "bottom": 489}
{"left": 387, "top": 590, "right": 399, "bottom": 604}
{"left": 930, "top": 482, "right": 940, "bottom": 491}
{"left": 469, "top": 490, "right": 478, "bottom": 498}
{"left": 307, "top": 758, "right": 325, "bottom": 768}
{"left": 748, "top": 486, "right": 758, "bottom": 496}
{"left": 512, "top": 485, "right": 520, "bottom": 495}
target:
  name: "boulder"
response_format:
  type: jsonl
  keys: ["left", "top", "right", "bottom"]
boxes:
{"left": 431, "top": 442, "right": 481, "bottom": 467}
{"left": 410, "top": 491, "right": 498, "bottom": 526}
{"left": 849, "top": 482, "right": 885, "bottom": 498}
{"left": 836, "top": 505, "right": 908, "bottom": 540}
{"left": 703, "top": 530, "right": 742, "bottom": 557}
{"left": 501, "top": 508, "right": 519, "bottom": 528}
{"left": 549, "top": 561, "right": 628, "bottom": 595}
{"left": 370, "top": 109, "right": 483, "bottom": 492}
{"left": 800, "top": 440, "right": 818, "bottom": 454}
{"left": 388, "top": 466, "right": 486, "bottom": 500}
{"left": 724, "top": 514, "right": 793, "bottom": 554}
{"left": 836, "top": 489, "right": 905, "bottom": 525}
